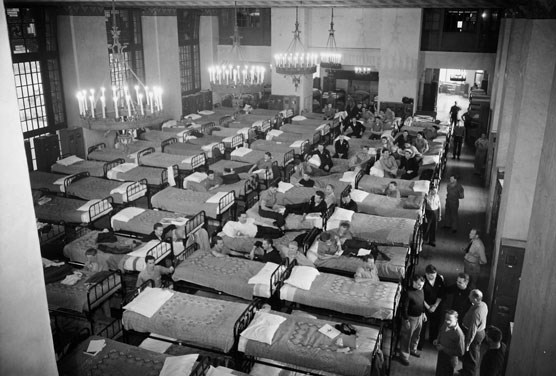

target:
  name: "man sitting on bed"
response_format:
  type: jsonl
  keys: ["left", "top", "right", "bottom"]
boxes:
{"left": 136, "top": 255, "right": 174, "bottom": 288}
{"left": 310, "top": 144, "right": 334, "bottom": 172}
{"left": 282, "top": 241, "right": 315, "bottom": 267}
{"left": 221, "top": 212, "right": 284, "bottom": 240}
{"left": 398, "top": 148, "right": 420, "bottom": 180}
{"left": 248, "top": 238, "right": 283, "bottom": 264}
{"left": 340, "top": 193, "right": 359, "bottom": 212}
{"left": 221, "top": 167, "right": 241, "bottom": 185}
{"left": 210, "top": 236, "right": 246, "bottom": 258}
{"left": 259, "top": 184, "right": 286, "bottom": 231}
{"left": 349, "top": 145, "right": 372, "bottom": 170}
{"left": 333, "top": 135, "right": 350, "bottom": 159}
{"left": 331, "top": 221, "right": 374, "bottom": 257}
{"left": 205, "top": 170, "right": 223, "bottom": 191}
{"left": 143, "top": 222, "right": 174, "bottom": 242}
{"left": 316, "top": 231, "right": 343, "bottom": 260}
{"left": 283, "top": 190, "right": 327, "bottom": 222}
{"left": 376, "top": 149, "right": 398, "bottom": 178}
{"left": 324, "top": 184, "right": 337, "bottom": 208}
{"left": 84, "top": 248, "right": 108, "bottom": 273}
{"left": 344, "top": 116, "right": 366, "bottom": 138}
{"left": 249, "top": 151, "right": 274, "bottom": 178}
{"left": 323, "top": 103, "right": 336, "bottom": 120}
{"left": 298, "top": 171, "right": 316, "bottom": 188}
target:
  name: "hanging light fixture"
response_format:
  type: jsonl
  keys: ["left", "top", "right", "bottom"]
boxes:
{"left": 274, "top": 6, "right": 317, "bottom": 90}
{"left": 208, "top": 2, "right": 265, "bottom": 96}
{"left": 75, "top": 0, "right": 165, "bottom": 129}
{"left": 319, "top": 8, "right": 342, "bottom": 69}
{"left": 355, "top": 67, "right": 373, "bottom": 75}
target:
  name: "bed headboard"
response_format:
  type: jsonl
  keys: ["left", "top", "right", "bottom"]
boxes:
{"left": 300, "top": 140, "right": 310, "bottom": 157}
{"left": 63, "top": 171, "right": 90, "bottom": 194}
{"left": 260, "top": 119, "right": 272, "bottom": 133}
{"left": 231, "top": 134, "right": 244, "bottom": 149}
{"left": 122, "top": 279, "right": 154, "bottom": 307}
{"left": 354, "top": 168, "right": 365, "bottom": 190}
{"left": 219, "top": 116, "right": 233, "bottom": 127}
{"left": 87, "top": 143, "right": 106, "bottom": 156}
{"left": 218, "top": 191, "right": 236, "bottom": 221}
{"left": 201, "top": 121, "right": 216, "bottom": 135}
{"left": 322, "top": 204, "right": 336, "bottom": 230}
{"left": 312, "top": 132, "right": 321, "bottom": 146}
{"left": 301, "top": 227, "right": 322, "bottom": 255}
{"left": 189, "top": 356, "right": 211, "bottom": 376}
{"left": 191, "top": 153, "right": 207, "bottom": 171}
{"left": 340, "top": 184, "right": 351, "bottom": 200}
{"left": 173, "top": 242, "right": 199, "bottom": 268}
{"left": 185, "top": 210, "right": 206, "bottom": 238}
{"left": 283, "top": 149, "right": 295, "bottom": 167}
{"left": 233, "top": 298, "right": 266, "bottom": 343}
{"left": 244, "top": 179, "right": 260, "bottom": 209}
{"left": 160, "top": 165, "right": 179, "bottom": 187}
{"left": 96, "top": 318, "right": 122, "bottom": 340}
{"left": 269, "top": 258, "right": 292, "bottom": 297}
{"left": 161, "top": 137, "right": 178, "bottom": 152}
{"left": 137, "top": 147, "right": 155, "bottom": 165}
{"left": 283, "top": 163, "right": 295, "bottom": 183}
{"left": 146, "top": 240, "right": 173, "bottom": 263}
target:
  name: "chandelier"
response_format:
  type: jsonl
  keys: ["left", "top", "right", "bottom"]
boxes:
{"left": 274, "top": 7, "right": 317, "bottom": 90}
{"left": 319, "top": 8, "right": 342, "bottom": 69}
{"left": 208, "top": 3, "right": 265, "bottom": 96}
{"left": 75, "top": 0, "right": 165, "bottom": 129}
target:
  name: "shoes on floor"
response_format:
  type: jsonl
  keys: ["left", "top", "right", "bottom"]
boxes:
{"left": 429, "top": 242, "right": 436, "bottom": 247}
{"left": 398, "top": 357, "right": 410, "bottom": 366}
{"left": 410, "top": 350, "right": 421, "bottom": 358}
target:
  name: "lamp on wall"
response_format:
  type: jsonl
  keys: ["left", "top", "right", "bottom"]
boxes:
{"left": 355, "top": 67, "right": 372, "bottom": 75}
{"left": 75, "top": 0, "right": 165, "bottom": 130}
{"left": 319, "top": 8, "right": 342, "bottom": 69}
{"left": 274, "top": 6, "right": 317, "bottom": 90}
{"left": 208, "top": 2, "right": 266, "bottom": 97}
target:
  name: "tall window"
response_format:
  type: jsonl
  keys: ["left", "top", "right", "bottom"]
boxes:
{"left": 177, "top": 10, "right": 201, "bottom": 95}
{"left": 105, "top": 8, "right": 144, "bottom": 88}
{"left": 236, "top": 8, "right": 261, "bottom": 28}
{"left": 6, "top": 7, "right": 66, "bottom": 169}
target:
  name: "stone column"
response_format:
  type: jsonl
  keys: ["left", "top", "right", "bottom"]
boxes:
{"left": 0, "top": 2, "right": 58, "bottom": 374}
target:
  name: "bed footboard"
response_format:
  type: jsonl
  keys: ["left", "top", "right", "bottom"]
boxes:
{"left": 233, "top": 298, "right": 265, "bottom": 344}
{"left": 269, "top": 258, "right": 292, "bottom": 297}
{"left": 96, "top": 318, "right": 123, "bottom": 340}
{"left": 63, "top": 171, "right": 90, "bottom": 195}
{"left": 161, "top": 137, "right": 178, "bottom": 152}
{"left": 125, "top": 178, "right": 148, "bottom": 203}
{"left": 354, "top": 168, "right": 365, "bottom": 189}
{"left": 283, "top": 149, "right": 295, "bottom": 167}
{"left": 218, "top": 191, "right": 237, "bottom": 223}
{"left": 185, "top": 210, "right": 207, "bottom": 237}
{"left": 173, "top": 242, "right": 199, "bottom": 268}
{"left": 88, "top": 196, "right": 114, "bottom": 223}
{"left": 302, "top": 227, "right": 322, "bottom": 255}
{"left": 146, "top": 240, "right": 173, "bottom": 262}
{"left": 231, "top": 134, "right": 244, "bottom": 149}
{"left": 86, "top": 269, "right": 122, "bottom": 312}
{"left": 137, "top": 147, "right": 155, "bottom": 165}
{"left": 122, "top": 279, "right": 154, "bottom": 307}
{"left": 87, "top": 142, "right": 106, "bottom": 156}
{"left": 103, "top": 158, "right": 125, "bottom": 177}
{"left": 191, "top": 152, "right": 207, "bottom": 172}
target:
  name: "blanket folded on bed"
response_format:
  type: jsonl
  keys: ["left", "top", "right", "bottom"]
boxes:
{"left": 97, "top": 231, "right": 118, "bottom": 243}
{"left": 98, "top": 243, "right": 135, "bottom": 254}
{"left": 43, "top": 263, "right": 74, "bottom": 284}
{"left": 403, "top": 195, "right": 422, "bottom": 209}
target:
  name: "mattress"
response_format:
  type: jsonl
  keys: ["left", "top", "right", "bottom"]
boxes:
{"left": 151, "top": 187, "right": 234, "bottom": 218}
{"left": 172, "top": 250, "right": 273, "bottom": 300}
{"left": 313, "top": 245, "right": 408, "bottom": 280}
{"left": 63, "top": 230, "right": 171, "bottom": 272}
{"left": 139, "top": 129, "right": 184, "bottom": 143}
{"left": 66, "top": 177, "right": 146, "bottom": 204}
{"left": 140, "top": 151, "right": 204, "bottom": 171}
{"left": 187, "top": 135, "right": 238, "bottom": 149}
{"left": 280, "top": 274, "right": 398, "bottom": 320}
{"left": 208, "top": 159, "right": 252, "bottom": 174}
{"left": 354, "top": 191, "right": 423, "bottom": 220}
{"left": 107, "top": 165, "right": 168, "bottom": 186}
{"left": 34, "top": 196, "right": 112, "bottom": 224}
{"left": 271, "top": 131, "right": 317, "bottom": 144}
{"left": 246, "top": 203, "right": 320, "bottom": 231}
{"left": 51, "top": 160, "right": 106, "bottom": 177}
{"left": 165, "top": 142, "right": 220, "bottom": 159}
{"left": 326, "top": 211, "right": 416, "bottom": 246}
{"left": 358, "top": 175, "right": 430, "bottom": 197}
{"left": 111, "top": 207, "right": 188, "bottom": 235}
{"left": 250, "top": 140, "right": 305, "bottom": 155}
{"left": 122, "top": 291, "right": 248, "bottom": 353}
{"left": 46, "top": 269, "right": 121, "bottom": 312}
{"left": 239, "top": 312, "right": 379, "bottom": 376}
{"left": 29, "top": 171, "right": 67, "bottom": 193}
{"left": 221, "top": 231, "right": 305, "bottom": 255}
{"left": 88, "top": 148, "right": 135, "bottom": 163}
{"left": 275, "top": 185, "right": 348, "bottom": 206}
{"left": 231, "top": 148, "right": 290, "bottom": 166}
{"left": 58, "top": 336, "right": 172, "bottom": 376}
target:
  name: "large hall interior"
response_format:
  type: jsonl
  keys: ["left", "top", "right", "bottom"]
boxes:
{"left": 1, "top": 0, "right": 556, "bottom": 375}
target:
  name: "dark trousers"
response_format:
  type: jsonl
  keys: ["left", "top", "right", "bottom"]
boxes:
{"left": 461, "top": 329, "right": 485, "bottom": 376}
{"left": 436, "top": 350, "right": 458, "bottom": 376}
{"left": 255, "top": 225, "right": 283, "bottom": 239}
{"left": 419, "top": 309, "right": 441, "bottom": 347}
{"left": 401, "top": 171, "right": 419, "bottom": 180}
{"left": 333, "top": 153, "right": 348, "bottom": 159}
{"left": 258, "top": 207, "right": 285, "bottom": 228}
{"left": 445, "top": 199, "right": 460, "bottom": 230}
{"left": 453, "top": 136, "right": 463, "bottom": 158}
{"left": 341, "top": 238, "right": 371, "bottom": 255}
{"left": 424, "top": 209, "right": 438, "bottom": 243}
{"left": 283, "top": 202, "right": 307, "bottom": 217}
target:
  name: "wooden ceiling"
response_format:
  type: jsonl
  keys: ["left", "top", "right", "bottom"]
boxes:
{"left": 8, "top": 0, "right": 511, "bottom": 9}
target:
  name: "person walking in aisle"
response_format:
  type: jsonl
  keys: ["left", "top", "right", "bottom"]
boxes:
{"left": 473, "top": 134, "right": 489, "bottom": 175}
{"left": 459, "top": 289, "right": 488, "bottom": 376}
{"left": 424, "top": 185, "right": 441, "bottom": 246}
{"left": 452, "top": 121, "right": 466, "bottom": 160}
{"left": 420, "top": 264, "right": 446, "bottom": 349}
{"left": 462, "top": 229, "right": 487, "bottom": 289}
{"left": 450, "top": 101, "right": 461, "bottom": 127}
{"left": 434, "top": 310, "right": 465, "bottom": 376}
{"left": 398, "top": 274, "right": 426, "bottom": 366}
{"left": 444, "top": 175, "right": 464, "bottom": 233}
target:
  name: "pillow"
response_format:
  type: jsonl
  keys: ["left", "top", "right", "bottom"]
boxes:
{"left": 123, "top": 287, "right": 174, "bottom": 318}
{"left": 198, "top": 110, "right": 215, "bottom": 116}
{"left": 369, "top": 166, "right": 384, "bottom": 177}
{"left": 285, "top": 265, "right": 320, "bottom": 290}
{"left": 403, "top": 195, "right": 422, "bottom": 209}
{"left": 330, "top": 207, "right": 355, "bottom": 222}
{"left": 240, "top": 311, "right": 286, "bottom": 345}
{"left": 277, "top": 181, "right": 294, "bottom": 193}
{"left": 57, "top": 155, "right": 83, "bottom": 166}
{"left": 422, "top": 154, "right": 440, "bottom": 165}
{"left": 159, "top": 354, "right": 198, "bottom": 376}
{"left": 292, "top": 115, "right": 307, "bottom": 121}
{"left": 349, "top": 189, "right": 369, "bottom": 203}
{"left": 248, "top": 262, "right": 280, "bottom": 285}
{"left": 412, "top": 180, "right": 430, "bottom": 193}
{"left": 308, "top": 154, "right": 321, "bottom": 168}
{"left": 184, "top": 113, "right": 202, "bottom": 120}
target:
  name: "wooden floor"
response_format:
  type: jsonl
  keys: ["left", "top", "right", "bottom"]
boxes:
{"left": 390, "top": 97, "right": 490, "bottom": 375}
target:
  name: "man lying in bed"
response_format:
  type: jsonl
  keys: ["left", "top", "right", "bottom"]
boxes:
{"left": 221, "top": 212, "right": 284, "bottom": 239}
{"left": 211, "top": 236, "right": 250, "bottom": 258}
{"left": 283, "top": 191, "right": 327, "bottom": 221}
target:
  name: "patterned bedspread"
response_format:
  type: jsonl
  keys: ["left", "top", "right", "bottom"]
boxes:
{"left": 111, "top": 208, "right": 187, "bottom": 235}
{"left": 172, "top": 250, "right": 271, "bottom": 300}
{"left": 221, "top": 231, "right": 304, "bottom": 255}
{"left": 46, "top": 269, "right": 121, "bottom": 312}
{"left": 34, "top": 196, "right": 112, "bottom": 224}
{"left": 51, "top": 160, "right": 105, "bottom": 177}
{"left": 151, "top": 187, "right": 229, "bottom": 218}
{"left": 358, "top": 175, "right": 427, "bottom": 197}
{"left": 110, "top": 166, "right": 166, "bottom": 185}
{"left": 272, "top": 131, "right": 316, "bottom": 144}
{"left": 66, "top": 177, "right": 144, "bottom": 204}
{"left": 246, "top": 203, "right": 320, "bottom": 231}
{"left": 231, "top": 149, "right": 289, "bottom": 166}
{"left": 327, "top": 213, "right": 416, "bottom": 245}
{"left": 281, "top": 275, "right": 398, "bottom": 320}
{"left": 208, "top": 160, "right": 252, "bottom": 174}
{"left": 122, "top": 293, "right": 248, "bottom": 353}
{"left": 140, "top": 152, "right": 197, "bottom": 171}
{"left": 314, "top": 245, "right": 408, "bottom": 280}
{"left": 58, "top": 336, "right": 169, "bottom": 376}
{"left": 276, "top": 184, "right": 349, "bottom": 206}
{"left": 239, "top": 312, "right": 379, "bottom": 376}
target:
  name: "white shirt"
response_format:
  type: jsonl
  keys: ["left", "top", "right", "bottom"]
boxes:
{"left": 426, "top": 193, "right": 441, "bottom": 211}
{"left": 222, "top": 218, "right": 258, "bottom": 238}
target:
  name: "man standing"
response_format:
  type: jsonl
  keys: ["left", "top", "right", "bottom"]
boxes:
{"left": 444, "top": 175, "right": 464, "bottom": 233}
{"left": 398, "top": 274, "right": 426, "bottom": 366}
{"left": 425, "top": 186, "right": 441, "bottom": 246}
{"left": 463, "top": 229, "right": 487, "bottom": 288}
{"left": 420, "top": 264, "right": 445, "bottom": 348}
{"left": 450, "top": 101, "right": 461, "bottom": 127}
{"left": 480, "top": 326, "right": 507, "bottom": 376}
{"left": 443, "top": 273, "right": 472, "bottom": 320}
{"left": 434, "top": 310, "right": 465, "bottom": 376}
{"left": 452, "top": 121, "right": 466, "bottom": 160}
{"left": 460, "top": 289, "right": 488, "bottom": 376}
